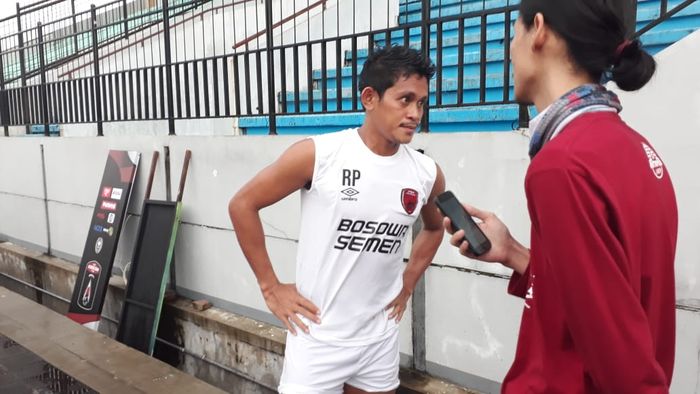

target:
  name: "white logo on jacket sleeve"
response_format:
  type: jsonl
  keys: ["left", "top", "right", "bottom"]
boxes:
{"left": 642, "top": 142, "right": 664, "bottom": 179}
{"left": 524, "top": 274, "right": 535, "bottom": 310}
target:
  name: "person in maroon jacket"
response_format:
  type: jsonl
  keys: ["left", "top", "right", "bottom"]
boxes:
{"left": 443, "top": 1, "right": 678, "bottom": 393}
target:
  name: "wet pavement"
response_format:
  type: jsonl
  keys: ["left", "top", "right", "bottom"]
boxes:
{"left": 0, "top": 334, "right": 97, "bottom": 393}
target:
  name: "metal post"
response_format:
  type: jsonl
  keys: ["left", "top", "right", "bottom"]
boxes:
{"left": 264, "top": 0, "right": 277, "bottom": 135}
{"left": 623, "top": 0, "right": 638, "bottom": 37}
{"left": 123, "top": 0, "right": 129, "bottom": 38}
{"left": 16, "top": 3, "right": 30, "bottom": 134}
{"left": 91, "top": 5, "right": 103, "bottom": 136}
{"left": 518, "top": 104, "right": 529, "bottom": 129}
{"left": 71, "top": 0, "right": 79, "bottom": 54}
{"left": 420, "top": 0, "right": 430, "bottom": 132}
{"left": 162, "top": 0, "right": 175, "bottom": 135}
{"left": 40, "top": 144, "right": 52, "bottom": 255}
{"left": 0, "top": 95, "right": 7, "bottom": 136}
{"left": 0, "top": 39, "right": 9, "bottom": 136}
{"left": 411, "top": 217, "right": 427, "bottom": 372}
{"left": 162, "top": 146, "right": 177, "bottom": 290}
{"left": 38, "top": 23, "right": 50, "bottom": 137}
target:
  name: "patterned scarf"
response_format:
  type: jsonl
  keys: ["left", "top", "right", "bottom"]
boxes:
{"left": 528, "top": 84, "right": 622, "bottom": 159}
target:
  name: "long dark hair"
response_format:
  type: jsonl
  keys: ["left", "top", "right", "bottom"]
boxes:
{"left": 519, "top": 0, "right": 655, "bottom": 91}
{"left": 359, "top": 45, "right": 435, "bottom": 97}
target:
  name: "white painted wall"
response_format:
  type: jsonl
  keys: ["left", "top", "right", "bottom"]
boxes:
{"left": 1, "top": 123, "right": 697, "bottom": 392}
{"left": 0, "top": 131, "right": 529, "bottom": 389}
{"left": 0, "top": 138, "right": 48, "bottom": 250}
{"left": 610, "top": 29, "right": 700, "bottom": 304}
{"left": 609, "top": 28, "right": 700, "bottom": 391}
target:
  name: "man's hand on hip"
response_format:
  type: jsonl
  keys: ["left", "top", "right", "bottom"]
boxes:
{"left": 386, "top": 287, "right": 412, "bottom": 323}
{"left": 262, "top": 283, "right": 320, "bottom": 335}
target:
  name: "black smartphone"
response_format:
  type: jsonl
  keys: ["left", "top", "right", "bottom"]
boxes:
{"left": 435, "top": 191, "right": 491, "bottom": 256}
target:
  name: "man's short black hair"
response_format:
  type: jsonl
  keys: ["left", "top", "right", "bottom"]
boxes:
{"left": 358, "top": 45, "right": 435, "bottom": 98}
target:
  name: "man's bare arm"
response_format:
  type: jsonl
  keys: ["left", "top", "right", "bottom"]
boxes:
{"left": 228, "top": 139, "right": 320, "bottom": 334}
{"left": 386, "top": 165, "right": 446, "bottom": 322}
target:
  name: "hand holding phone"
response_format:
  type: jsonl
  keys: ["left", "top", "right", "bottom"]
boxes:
{"left": 435, "top": 191, "right": 491, "bottom": 256}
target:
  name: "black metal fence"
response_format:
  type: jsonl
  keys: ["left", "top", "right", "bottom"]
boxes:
{"left": 0, "top": 0, "right": 693, "bottom": 136}
{"left": 0, "top": 0, "right": 524, "bottom": 135}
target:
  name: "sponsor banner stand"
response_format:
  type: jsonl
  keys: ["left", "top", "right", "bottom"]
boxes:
{"left": 116, "top": 150, "right": 191, "bottom": 355}
{"left": 67, "top": 151, "right": 141, "bottom": 329}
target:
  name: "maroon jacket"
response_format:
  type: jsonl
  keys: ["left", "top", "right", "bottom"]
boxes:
{"left": 503, "top": 112, "right": 677, "bottom": 394}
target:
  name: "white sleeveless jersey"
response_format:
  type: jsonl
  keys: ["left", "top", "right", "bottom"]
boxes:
{"left": 296, "top": 128, "right": 437, "bottom": 346}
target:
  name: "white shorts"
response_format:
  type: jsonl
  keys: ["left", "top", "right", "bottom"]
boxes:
{"left": 278, "top": 330, "right": 400, "bottom": 394}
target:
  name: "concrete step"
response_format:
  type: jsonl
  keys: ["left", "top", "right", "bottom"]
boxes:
{"left": 315, "top": 49, "right": 509, "bottom": 87}
{"left": 397, "top": 0, "right": 700, "bottom": 25}
{"left": 317, "top": 26, "right": 685, "bottom": 90}
{"left": 0, "top": 286, "right": 226, "bottom": 394}
{"left": 333, "top": 27, "right": 697, "bottom": 80}
{"left": 239, "top": 104, "right": 525, "bottom": 134}
{"left": 398, "top": 0, "right": 518, "bottom": 20}
{"left": 283, "top": 74, "right": 514, "bottom": 111}
{"left": 280, "top": 0, "right": 700, "bottom": 134}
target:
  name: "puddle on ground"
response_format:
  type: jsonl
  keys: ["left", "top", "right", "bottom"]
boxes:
{"left": 0, "top": 334, "right": 97, "bottom": 393}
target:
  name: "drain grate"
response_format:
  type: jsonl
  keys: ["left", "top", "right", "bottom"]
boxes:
{"left": 0, "top": 335, "right": 97, "bottom": 393}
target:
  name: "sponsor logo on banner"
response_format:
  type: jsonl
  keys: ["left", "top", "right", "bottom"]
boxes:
{"left": 68, "top": 150, "right": 141, "bottom": 326}
{"left": 93, "top": 225, "right": 113, "bottom": 236}
{"left": 401, "top": 188, "right": 419, "bottom": 215}
{"left": 95, "top": 237, "right": 103, "bottom": 254}
{"left": 86, "top": 261, "right": 101, "bottom": 275}
{"left": 78, "top": 260, "right": 102, "bottom": 311}
{"left": 101, "top": 200, "right": 117, "bottom": 211}
{"left": 111, "top": 188, "right": 123, "bottom": 200}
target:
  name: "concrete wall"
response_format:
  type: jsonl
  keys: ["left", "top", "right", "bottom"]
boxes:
{"left": 0, "top": 241, "right": 283, "bottom": 393}
{"left": 0, "top": 139, "right": 47, "bottom": 251}
{"left": 1, "top": 19, "right": 699, "bottom": 394}
{"left": 0, "top": 130, "right": 528, "bottom": 391}
{"left": 0, "top": 242, "right": 475, "bottom": 394}
{"left": 611, "top": 29, "right": 700, "bottom": 306}
{"left": 610, "top": 29, "right": 700, "bottom": 393}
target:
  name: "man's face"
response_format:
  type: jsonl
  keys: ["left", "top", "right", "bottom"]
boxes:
{"left": 366, "top": 74, "right": 429, "bottom": 144}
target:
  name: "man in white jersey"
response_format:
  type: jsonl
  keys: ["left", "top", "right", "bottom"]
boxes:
{"left": 229, "top": 46, "right": 445, "bottom": 394}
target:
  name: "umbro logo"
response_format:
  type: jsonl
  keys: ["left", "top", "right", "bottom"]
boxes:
{"left": 341, "top": 188, "right": 359, "bottom": 197}
{"left": 341, "top": 169, "right": 361, "bottom": 201}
